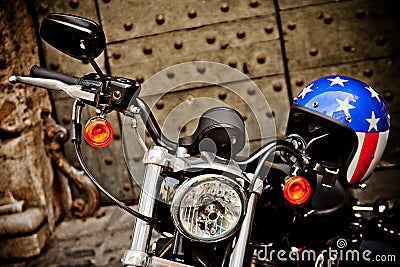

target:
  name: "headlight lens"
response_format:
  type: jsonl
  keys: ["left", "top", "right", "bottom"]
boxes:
{"left": 171, "top": 174, "right": 246, "bottom": 242}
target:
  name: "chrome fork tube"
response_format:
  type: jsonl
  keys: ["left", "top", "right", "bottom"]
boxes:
{"left": 122, "top": 146, "right": 168, "bottom": 266}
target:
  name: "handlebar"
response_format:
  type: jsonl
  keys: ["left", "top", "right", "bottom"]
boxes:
{"left": 30, "top": 65, "right": 81, "bottom": 85}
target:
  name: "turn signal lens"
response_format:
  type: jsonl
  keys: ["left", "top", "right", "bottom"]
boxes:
{"left": 283, "top": 176, "right": 311, "bottom": 205}
{"left": 84, "top": 117, "right": 113, "bottom": 148}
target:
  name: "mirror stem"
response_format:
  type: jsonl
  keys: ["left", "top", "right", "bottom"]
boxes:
{"left": 80, "top": 40, "right": 107, "bottom": 90}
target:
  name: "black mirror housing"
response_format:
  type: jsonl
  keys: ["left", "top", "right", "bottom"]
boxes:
{"left": 40, "top": 13, "right": 106, "bottom": 60}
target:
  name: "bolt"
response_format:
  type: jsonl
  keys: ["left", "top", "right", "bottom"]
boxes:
{"left": 309, "top": 47, "right": 319, "bottom": 56}
{"left": 382, "top": 90, "right": 394, "bottom": 102}
{"left": 113, "top": 132, "right": 120, "bottom": 140}
{"left": 323, "top": 13, "right": 333, "bottom": 24}
{"left": 241, "top": 113, "right": 247, "bottom": 121}
{"left": 50, "top": 62, "right": 59, "bottom": 71}
{"left": 343, "top": 42, "right": 353, "bottom": 52}
{"left": 188, "top": 9, "right": 197, "bottom": 18}
{"left": 38, "top": 3, "right": 49, "bottom": 15}
{"left": 313, "top": 102, "right": 319, "bottom": 108}
{"left": 247, "top": 87, "right": 256, "bottom": 95}
{"left": 220, "top": 3, "right": 230, "bottom": 12}
{"left": 197, "top": 66, "right": 206, "bottom": 74}
{"left": 143, "top": 45, "right": 152, "bottom": 55}
{"left": 266, "top": 110, "right": 275, "bottom": 118}
{"left": 132, "top": 153, "right": 141, "bottom": 162}
{"left": 264, "top": 25, "right": 274, "bottom": 34}
{"left": 104, "top": 157, "right": 113, "bottom": 165}
{"left": 218, "top": 91, "right": 227, "bottom": 100}
{"left": 363, "top": 68, "right": 374, "bottom": 77}
{"left": 376, "top": 36, "right": 387, "bottom": 46}
{"left": 206, "top": 35, "right": 216, "bottom": 44}
{"left": 135, "top": 75, "right": 144, "bottom": 83}
{"left": 273, "top": 82, "right": 283, "bottom": 92}
{"left": 69, "top": 0, "right": 79, "bottom": 8}
{"left": 236, "top": 30, "right": 246, "bottom": 39}
{"left": 288, "top": 21, "right": 296, "bottom": 30}
{"left": 155, "top": 14, "right": 165, "bottom": 25}
{"left": 124, "top": 21, "right": 133, "bottom": 31}
{"left": 295, "top": 79, "right": 304, "bottom": 87}
{"left": 167, "top": 71, "right": 175, "bottom": 78}
{"left": 122, "top": 182, "right": 131, "bottom": 191}
{"left": 257, "top": 55, "right": 266, "bottom": 64}
{"left": 62, "top": 115, "right": 72, "bottom": 124}
{"left": 355, "top": 9, "right": 366, "bottom": 19}
{"left": 228, "top": 60, "right": 237, "bottom": 68}
{"left": 112, "top": 51, "right": 121, "bottom": 59}
{"left": 156, "top": 100, "right": 164, "bottom": 109}
{"left": 249, "top": 0, "right": 258, "bottom": 8}
{"left": 174, "top": 40, "right": 183, "bottom": 49}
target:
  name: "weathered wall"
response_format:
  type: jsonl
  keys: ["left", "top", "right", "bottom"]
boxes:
{"left": 0, "top": 0, "right": 56, "bottom": 259}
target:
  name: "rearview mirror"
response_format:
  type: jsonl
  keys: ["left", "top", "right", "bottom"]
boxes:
{"left": 40, "top": 13, "right": 106, "bottom": 60}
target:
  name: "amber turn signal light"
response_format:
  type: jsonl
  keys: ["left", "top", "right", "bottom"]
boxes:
{"left": 283, "top": 176, "right": 311, "bottom": 205}
{"left": 84, "top": 117, "right": 114, "bottom": 148}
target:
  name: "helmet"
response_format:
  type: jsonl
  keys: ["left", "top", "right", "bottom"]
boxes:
{"left": 286, "top": 75, "right": 390, "bottom": 185}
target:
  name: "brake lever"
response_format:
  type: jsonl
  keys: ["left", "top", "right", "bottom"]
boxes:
{"left": 8, "top": 75, "right": 96, "bottom": 102}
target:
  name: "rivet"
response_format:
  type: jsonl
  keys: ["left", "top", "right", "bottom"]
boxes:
{"left": 313, "top": 102, "right": 319, "bottom": 107}
{"left": 309, "top": 47, "right": 319, "bottom": 56}
{"left": 273, "top": 82, "right": 283, "bottom": 92}
{"left": 266, "top": 110, "right": 275, "bottom": 118}
{"left": 155, "top": 14, "right": 165, "bottom": 25}
{"left": 112, "top": 51, "right": 121, "bottom": 59}
{"left": 69, "top": 0, "right": 79, "bottom": 8}
{"left": 124, "top": 21, "right": 133, "bottom": 31}
{"left": 247, "top": 87, "right": 256, "bottom": 95}
{"left": 206, "top": 35, "right": 216, "bottom": 44}
{"left": 249, "top": 0, "right": 258, "bottom": 8}
{"left": 167, "top": 71, "right": 175, "bottom": 78}
{"left": 257, "top": 55, "right": 266, "bottom": 64}
{"left": 363, "top": 68, "right": 374, "bottom": 77}
{"left": 104, "top": 157, "right": 113, "bottom": 165}
{"left": 295, "top": 79, "right": 304, "bottom": 87}
{"left": 113, "top": 133, "right": 120, "bottom": 140}
{"left": 188, "top": 9, "right": 197, "bottom": 18}
{"left": 220, "top": 3, "right": 230, "bottom": 12}
{"left": 122, "top": 182, "right": 131, "bottom": 191}
{"left": 355, "top": 9, "right": 366, "bottom": 19}
{"left": 376, "top": 36, "right": 387, "bottom": 46}
{"left": 323, "top": 13, "right": 333, "bottom": 24}
{"left": 156, "top": 100, "right": 164, "bottom": 109}
{"left": 236, "top": 30, "right": 246, "bottom": 39}
{"left": 382, "top": 90, "right": 394, "bottom": 102}
{"left": 143, "top": 45, "right": 153, "bottom": 55}
{"left": 264, "top": 25, "right": 274, "bottom": 34}
{"left": 197, "top": 66, "right": 206, "bottom": 74}
{"left": 218, "top": 91, "right": 227, "bottom": 100}
{"left": 241, "top": 113, "right": 247, "bottom": 121}
{"left": 135, "top": 75, "right": 144, "bottom": 83}
{"left": 50, "top": 62, "right": 59, "bottom": 71}
{"left": 174, "top": 40, "right": 183, "bottom": 49}
{"left": 62, "top": 115, "right": 72, "bottom": 124}
{"left": 228, "top": 60, "right": 237, "bottom": 68}
{"left": 243, "top": 62, "right": 249, "bottom": 74}
{"left": 102, "top": 0, "right": 111, "bottom": 3}
{"left": 287, "top": 21, "right": 296, "bottom": 30}
{"left": 343, "top": 42, "right": 353, "bottom": 52}
{"left": 38, "top": 3, "right": 49, "bottom": 15}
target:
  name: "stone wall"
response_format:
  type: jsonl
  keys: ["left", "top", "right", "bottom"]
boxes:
{"left": 0, "top": 0, "right": 56, "bottom": 259}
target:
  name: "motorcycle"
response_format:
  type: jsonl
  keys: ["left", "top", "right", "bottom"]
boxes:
{"left": 9, "top": 13, "right": 398, "bottom": 267}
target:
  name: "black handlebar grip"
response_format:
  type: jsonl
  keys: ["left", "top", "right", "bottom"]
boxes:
{"left": 30, "top": 65, "right": 81, "bottom": 85}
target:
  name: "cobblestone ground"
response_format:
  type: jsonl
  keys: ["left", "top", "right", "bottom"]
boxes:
{"left": 3, "top": 205, "right": 138, "bottom": 267}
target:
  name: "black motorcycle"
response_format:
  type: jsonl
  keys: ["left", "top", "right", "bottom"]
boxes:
{"left": 9, "top": 13, "right": 399, "bottom": 267}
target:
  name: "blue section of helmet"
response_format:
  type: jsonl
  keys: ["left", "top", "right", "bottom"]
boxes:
{"left": 294, "top": 75, "right": 390, "bottom": 133}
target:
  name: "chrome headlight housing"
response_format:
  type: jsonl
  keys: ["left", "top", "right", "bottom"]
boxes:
{"left": 171, "top": 174, "right": 246, "bottom": 242}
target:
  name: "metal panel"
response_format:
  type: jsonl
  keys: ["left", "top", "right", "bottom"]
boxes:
{"left": 107, "top": 15, "right": 282, "bottom": 82}
{"left": 98, "top": 0, "right": 275, "bottom": 43}
{"left": 281, "top": 0, "right": 400, "bottom": 71}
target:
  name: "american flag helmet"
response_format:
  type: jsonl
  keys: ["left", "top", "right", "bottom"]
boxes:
{"left": 288, "top": 75, "right": 390, "bottom": 185}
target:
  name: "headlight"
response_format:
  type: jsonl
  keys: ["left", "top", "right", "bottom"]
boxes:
{"left": 171, "top": 174, "right": 246, "bottom": 242}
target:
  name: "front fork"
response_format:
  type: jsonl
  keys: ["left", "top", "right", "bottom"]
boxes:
{"left": 122, "top": 146, "right": 168, "bottom": 266}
